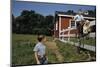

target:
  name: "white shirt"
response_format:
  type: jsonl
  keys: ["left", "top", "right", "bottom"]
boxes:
{"left": 33, "top": 42, "right": 46, "bottom": 57}
{"left": 74, "top": 14, "right": 84, "bottom": 22}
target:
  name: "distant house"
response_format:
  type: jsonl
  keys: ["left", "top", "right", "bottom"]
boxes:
{"left": 54, "top": 11, "right": 96, "bottom": 38}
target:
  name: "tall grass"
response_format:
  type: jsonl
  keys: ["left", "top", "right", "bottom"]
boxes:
{"left": 12, "top": 34, "right": 96, "bottom": 65}
{"left": 12, "top": 34, "right": 58, "bottom": 65}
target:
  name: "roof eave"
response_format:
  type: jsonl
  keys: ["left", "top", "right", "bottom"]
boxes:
{"left": 58, "top": 14, "right": 96, "bottom": 20}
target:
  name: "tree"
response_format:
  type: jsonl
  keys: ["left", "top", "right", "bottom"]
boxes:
{"left": 88, "top": 10, "right": 95, "bottom": 17}
{"left": 12, "top": 10, "right": 54, "bottom": 36}
{"left": 66, "top": 10, "right": 75, "bottom": 15}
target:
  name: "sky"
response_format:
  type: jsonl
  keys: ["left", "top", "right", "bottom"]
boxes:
{"left": 12, "top": 0, "right": 96, "bottom": 17}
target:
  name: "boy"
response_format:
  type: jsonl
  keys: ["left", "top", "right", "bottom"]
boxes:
{"left": 73, "top": 10, "right": 85, "bottom": 36}
{"left": 33, "top": 35, "right": 48, "bottom": 64}
{"left": 74, "top": 10, "right": 84, "bottom": 23}
{"left": 73, "top": 10, "right": 85, "bottom": 53}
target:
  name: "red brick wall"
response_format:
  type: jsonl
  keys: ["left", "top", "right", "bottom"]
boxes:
{"left": 61, "top": 16, "right": 71, "bottom": 30}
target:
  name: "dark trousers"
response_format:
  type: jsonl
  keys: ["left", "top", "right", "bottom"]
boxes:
{"left": 76, "top": 21, "right": 83, "bottom": 37}
{"left": 38, "top": 56, "right": 48, "bottom": 64}
{"left": 76, "top": 21, "right": 84, "bottom": 53}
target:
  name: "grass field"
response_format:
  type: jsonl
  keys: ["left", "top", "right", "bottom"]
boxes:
{"left": 12, "top": 34, "right": 96, "bottom": 65}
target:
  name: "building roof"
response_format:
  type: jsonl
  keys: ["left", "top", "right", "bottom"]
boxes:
{"left": 55, "top": 11, "right": 96, "bottom": 20}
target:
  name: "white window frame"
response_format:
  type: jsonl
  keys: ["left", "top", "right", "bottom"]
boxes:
{"left": 69, "top": 19, "right": 77, "bottom": 29}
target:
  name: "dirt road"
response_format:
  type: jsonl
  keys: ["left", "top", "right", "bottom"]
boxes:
{"left": 45, "top": 41, "right": 64, "bottom": 62}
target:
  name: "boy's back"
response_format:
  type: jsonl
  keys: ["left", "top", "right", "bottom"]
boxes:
{"left": 33, "top": 42, "right": 46, "bottom": 58}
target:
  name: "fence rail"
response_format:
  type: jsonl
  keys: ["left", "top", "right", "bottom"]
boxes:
{"left": 59, "top": 39, "right": 96, "bottom": 52}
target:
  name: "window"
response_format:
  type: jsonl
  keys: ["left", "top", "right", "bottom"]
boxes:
{"left": 70, "top": 20, "right": 76, "bottom": 29}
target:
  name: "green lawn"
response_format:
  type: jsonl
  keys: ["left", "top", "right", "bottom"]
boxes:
{"left": 12, "top": 34, "right": 57, "bottom": 65}
{"left": 56, "top": 40, "right": 93, "bottom": 62}
{"left": 12, "top": 34, "right": 96, "bottom": 65}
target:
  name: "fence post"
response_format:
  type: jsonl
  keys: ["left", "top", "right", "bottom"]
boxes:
{"left": 68, "top": 27, "right": 70, "bottom": 42}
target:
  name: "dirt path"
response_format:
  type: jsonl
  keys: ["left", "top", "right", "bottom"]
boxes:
{"left": 45, "top": 41, "right": 64, "bottom": 62}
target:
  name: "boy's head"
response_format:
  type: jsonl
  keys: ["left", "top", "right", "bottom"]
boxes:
{"left": 37, "top": 35, "right": 46, "bottom": 42}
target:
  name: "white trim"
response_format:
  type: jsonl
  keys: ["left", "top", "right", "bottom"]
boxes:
{"left": 58, "top": 14, "right": 73, "bottom": 17}
{"left": 84, "top": 17, "right": 96, "bottom": 20}
{"left": 59, "top": 34, "right": 76, "bottom": 37}
{"left": 69, "top": 19, "right": 71, "bottom": 28}
{"left": 60, "top": 28, "right": 75, "bottom": 32}
{"left": 58, "top": 14, "right": 96, "bottom": 20}
{"left": 55, "top": 22, "right": 58, "bottom": 30}
{"left": 67, "top": 27, "right": 71, "bottom": 41}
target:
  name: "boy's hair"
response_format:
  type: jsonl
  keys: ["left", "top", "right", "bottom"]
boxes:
{"left": 37, "top": 35, "right": 45, "bottom": 42}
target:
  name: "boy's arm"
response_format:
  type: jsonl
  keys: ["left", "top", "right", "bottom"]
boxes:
{"left": 73, "top": 15, "right": 77, "bottom": 21}
{"left": 81, "top": 15, "right": 85, "bottom": 21}
{"left": 34, "top": 51, "right": 40, "bottom": 64}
